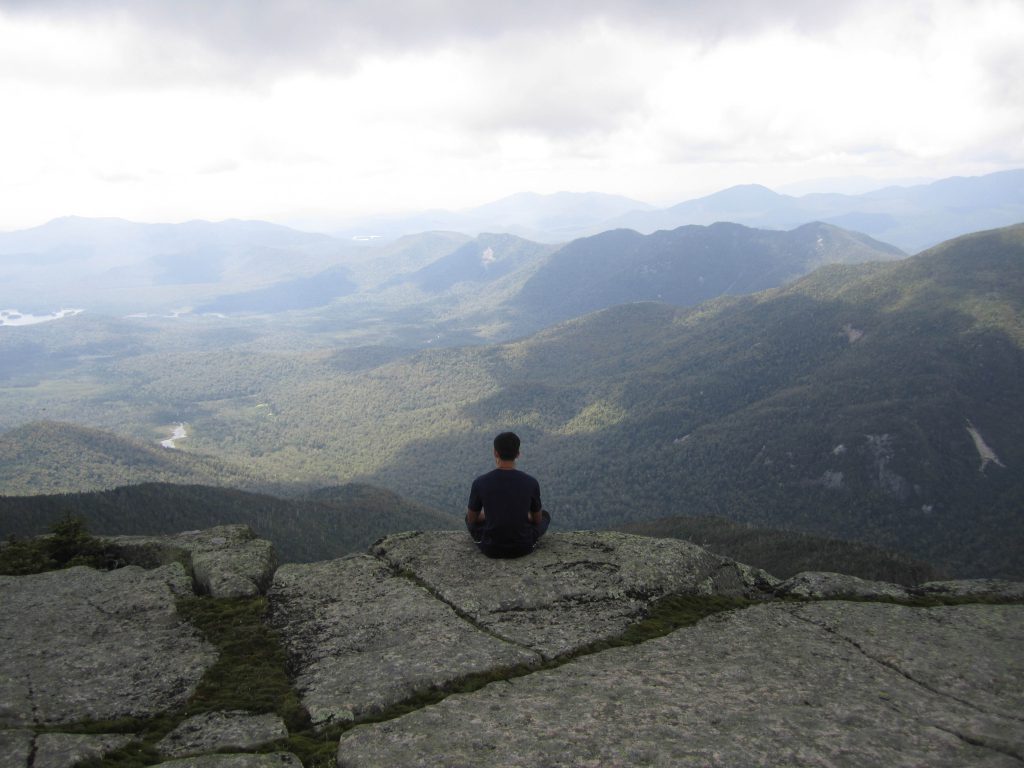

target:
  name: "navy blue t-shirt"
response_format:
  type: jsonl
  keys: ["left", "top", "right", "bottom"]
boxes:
{"left": 468, "top": 468, "right": 542, "bottom": 554}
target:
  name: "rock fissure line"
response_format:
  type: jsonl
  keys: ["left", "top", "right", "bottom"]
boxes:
{"left": 9, "top": 527, "right": 1024, "bottom": 767}
{"left": 361, "top": 550, "right": 745, "bottom": 728}
{"left": 26, "top": 675, "right": 40, "bottom": 729}
{"left": 488, "top": 592, "right": 637, "bottom": 615}
{"left": 543, "top": 559, "right": 619, "bottom": 574}
{"left": 82, "top": 594, "right": 120, "bottom": 619}
{"left": 328, "top": 596, "right": 724, "bottom": 734}
{"left": 370, "top": 554, "right": 539, "bottom": 654}
{"left": 932, "top": 723, "right": 1024, "bottom": 763}
{"left": 790, "top": 607, "right": 1019, "bottom": 722}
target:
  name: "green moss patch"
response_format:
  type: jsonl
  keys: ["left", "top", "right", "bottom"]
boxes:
{"left": 72, "top": 596, "right": 307, "bottom": 767}
{"left": 175, "top": 596, "right": 308, "bottom": 730}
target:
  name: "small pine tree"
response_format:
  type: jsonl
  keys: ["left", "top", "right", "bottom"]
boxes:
{"left": 0, "top": 514, "right": 109, "bottom": 575}
{"left": 47, "top": 514, "right": 107, "bottom": 569}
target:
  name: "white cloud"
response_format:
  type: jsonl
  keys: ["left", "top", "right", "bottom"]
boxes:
{"left": 0, "top": 0, "right": 1022, "bottom": 229}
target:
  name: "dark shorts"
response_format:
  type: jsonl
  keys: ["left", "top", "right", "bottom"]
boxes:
{"left": 466, "top": 509, "right": 551, "bottom": 558}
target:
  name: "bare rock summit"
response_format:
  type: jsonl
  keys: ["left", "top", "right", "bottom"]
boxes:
{"left": 2, "top": 525, "right": 1022, "bottom": 767}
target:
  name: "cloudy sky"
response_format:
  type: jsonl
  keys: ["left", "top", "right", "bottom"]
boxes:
{"left": 1, "top": 0, "right": 1022, "bottom": 231}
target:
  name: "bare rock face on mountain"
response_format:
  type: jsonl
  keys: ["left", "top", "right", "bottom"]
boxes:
{"left": 0, "top": 563, "right": 214, "bottom": 727}
{"left": 775, "top": 570, "right": 912, "bottom": 599}
{"left": 103, "top": 524, "right": 277, "bottom": 598}
{"left": 268, "top": 553, "right": 539, "bottom": 727}
{"left": 33, "top": 732, "right": 134, "bottom": 768}
{"left": 0, "top": 525, "right": 295, "bottom": 767}
{"left": 371, "top": 530, "right": 778, "bottom": 658}
{"left": 157, "top": 711, "right": 289, "bottom": 759}
{"left": 336, "top": 601, "right": 1024, "bottom": 767}
{"left": 267, "top": 531, "right": 779, "bottom": 729}
{"left": 0, "top": 731, "right": 32, "bottom": 767}
{"left": 151, "top": 755, "right": 303, "bottom": 767}
{"left": 2, "top": 525, "right": 1022, "bottom": 767}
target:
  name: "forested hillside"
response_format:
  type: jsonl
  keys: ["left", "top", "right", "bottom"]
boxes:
{"left": 0, "top": 422, "right": 255, "bottom": 494}
{"left": 0, "top": 482, "right": 460, "bottom": 562}
{"left": 400, "top": 233, "right": 554, "bottom": 293}
{"left": 511, "top": 221, "right": 903, "bottom": 331}
{"left": 1, "top": 225, "right": 1021, "bottom": 578}
{"left": 355, "top": 224, "right": 1022, "bottom": 577}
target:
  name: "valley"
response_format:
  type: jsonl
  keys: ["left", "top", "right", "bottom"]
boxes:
{"left": 3, "top": 10, "right": 1023, "bottom": 767}
{"left": 0, "top": 182, "right": 1022, "bottom": 582}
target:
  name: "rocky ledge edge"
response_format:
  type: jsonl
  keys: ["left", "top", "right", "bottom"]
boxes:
{"left": 1, "top": 525, "right": 1021, "bottom": 767}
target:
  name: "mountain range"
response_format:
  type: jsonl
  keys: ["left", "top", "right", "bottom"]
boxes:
{"left": 507, "top": 221, "right": 902, "bottom": 332}
{"left": 325, "top": 225, "right": 1020, "bottom": 577}
{"left": 604, "top": 170, "right": 1024, "bottom": 252}
{"left": 0, "top": 217, "right": 904, "bottom": 354}
{"left": 329, "top": 169, "right": 1024, "bottom": 251}
{"left": 2, "top": 170, "right": 1021, "bottom": 319}
{"left": 1, "top": 168, "right": 1022, "bottom": 582}
{"left": 330, "top": 190, "right": 654, "bottom": 243}
{"left": 1, "top": 223, "right": 1021, "bottom": 578}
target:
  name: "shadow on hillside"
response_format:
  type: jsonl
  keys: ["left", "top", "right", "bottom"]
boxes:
{"left": 357, "top": 286, "right": 1023, "bottom": 580}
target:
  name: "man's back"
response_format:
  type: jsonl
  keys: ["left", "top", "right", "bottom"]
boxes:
{"left": 469, "top": 468, "right": 541, "bottom": 554}
{"left": 466, "top": 432, "right": 550, "bottom": 558}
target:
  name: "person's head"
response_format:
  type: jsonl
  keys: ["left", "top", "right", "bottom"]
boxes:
{"left": 493, "top": 432, "right": 521, "bottom": 462}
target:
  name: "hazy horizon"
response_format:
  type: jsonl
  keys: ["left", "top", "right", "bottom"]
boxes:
{"left": 1, "top": 0, "right": 1023, "bottom": 231}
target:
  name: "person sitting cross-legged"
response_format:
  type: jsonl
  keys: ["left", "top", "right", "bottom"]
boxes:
{"left": 465, "top": 431, "right": 550, "bottom": 558}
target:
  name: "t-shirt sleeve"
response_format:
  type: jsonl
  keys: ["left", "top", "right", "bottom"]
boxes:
{"left": 531, "top": 478, "right": 542, "bottom": 513}
{"left": 468, "top": 478, "right": 483, "bottom": 512}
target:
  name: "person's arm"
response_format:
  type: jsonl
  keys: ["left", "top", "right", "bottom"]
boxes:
{"left": 467, "top": 478, "right": 484, "bottom": 525}
{"left": 528, "top": 481, "right": 542, "bottom": 525}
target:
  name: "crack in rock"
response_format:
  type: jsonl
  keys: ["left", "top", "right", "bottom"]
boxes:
{"left": 368, "top": 531, "right": 776, "bottom": 661}
{"left": 267, "top": 555, "right": 540, "bottom": 728}
{"left": 335, "top": 602, "right": 1024, "bottom": 767}
{"left": 791, "top": 606, "right": 1019, "bottom": 720}
{"left": 789, "top": 603, "right": 1024, "bottom": 761}
{"left": 932, "top": 723, "right": 1024, "bottom": 763}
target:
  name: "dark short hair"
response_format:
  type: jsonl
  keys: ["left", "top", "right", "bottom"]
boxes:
{"left": 493, "top": 432, "right": 521, "bottom": 461}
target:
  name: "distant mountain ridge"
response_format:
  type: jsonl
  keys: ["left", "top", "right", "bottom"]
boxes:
{"left": 339, "top": 220, "right": 904, "bottom": 343}
{"left": 608, "top": 170, "right": 1024, "bottom": 252}
{"left": 400, "top": 232, "right": 555, "bottom": 293}
{"left": 331, "top": 191, "right": 654, "bottom": 242}
{"left": 329, "top": 170, "right": 1024, "bottom": 252}
{"left": 194, "top": 220, "right": 898, "bottom": 344}
{"left": 2, "top": 169, "right": 1019, "bottom": 320}
{"left": 508, "top": 221, "right": 903, "bottom": 332}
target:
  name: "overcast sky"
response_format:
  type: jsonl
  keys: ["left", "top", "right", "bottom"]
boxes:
{"left": 1, "top": 0, "right": 1022, "bottom": 231}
